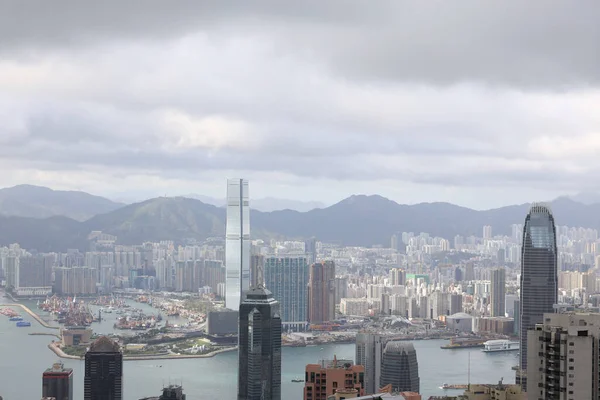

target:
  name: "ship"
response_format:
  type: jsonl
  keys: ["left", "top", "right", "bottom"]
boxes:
{"left": 291, "top": 378, "right": 304, "bottom": 383}
{"left": 440, "top": 336, "right": 486, "bottom": 349}
{"left": 16, "top": 321, "right": 31, "bottom": 327}
{"left": 482, "top": 339, "right": 519, "bottom": 353}
{"left": 9, "top": 316, "right": 23, "bottom": 322}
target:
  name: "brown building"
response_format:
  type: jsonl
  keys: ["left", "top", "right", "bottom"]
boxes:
{"left": 61, "top": 326, "right": 93, "bottom": 346}
{"left": 308, "top": 261, "right": 336, "bottom": 324}
{"left": 475, "top": 317, "right": 514, "bottom": 335}
{"left": 304, "top": 355, "right": 365, "bottom": 400}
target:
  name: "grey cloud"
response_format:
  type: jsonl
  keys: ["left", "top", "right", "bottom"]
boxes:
{"left": 1, "top": 1, "right": 599, "bottom": 87}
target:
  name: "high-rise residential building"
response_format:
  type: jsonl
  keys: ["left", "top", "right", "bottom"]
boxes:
{"left": 304, "top": 356, "right": 365, "bottom": 400}
{"left": 355, "top": 333, "right": 385, "bottom": 395}
{"left": 465, "top": 262, "right": 475, "bottom": 281}
{"left": 483, "top": 225, "right": 493, "bottom": 239}
{"left": 225, "top": 178, "right": 250, "bottom": 310}
{"left": 264, "top": 255, "right": 308, "bottom": 331}
{"left": 527, "top": 313, "right": 600, "bottom": 400}
{"left": 305, "top": 237, "right": 317, "bottom": 265}
{"left": 308, "top": 261, "right": 336, "bottom": 324}
{"left": 490, "top": 268, "right": 506, "bottom": 317}
{"left": 334, "top": 277, "right": 348, "bottom": 305}
{"left": 380, "top": 342, "right": 419, "bottom": 393}
{"left": 84, "top": 336, "right": 123, "bottom": 400}
{"left": 389, "top": 268, "right": 406, "bottom": 286}
{"left": 518, "top": 203, "right": 557, "bottom": 390}
{"left": 237, "top": 286, "right": 282, "bottom": 400}
{"left": 42, "top": 361, "right": 73, "bottom": 400}
{"left": 203, "top": 260, "right": 225, "bottom": 295}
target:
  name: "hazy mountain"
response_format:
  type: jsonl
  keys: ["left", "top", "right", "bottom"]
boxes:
{"left": 0, "top": 185, "right": 124, "bottom": 221}
{"left": 2, "top": 194, "right": 600, "bottom": 251}
{"left": 183, "top": 193, "right": 326, "bottom": 212}
{"left": 567, "top": 191, "right": 600, "bottom": 205}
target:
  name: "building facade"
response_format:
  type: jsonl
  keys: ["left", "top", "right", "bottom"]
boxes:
{"left": 304, "top": 357, "right": 365, "bottom": 400}
{"left": 238, "top": 287, "right": 282, "bottom": 400}
{"left": 527, "top": 313, "right": 600, "bottom": 400}
{"left": 264, "top": 255, "right": 308, "bottom": 331}
{"left": 308, "top": 261, "right": 336, "bottom": 324}
{"left": 355, "top": 333, "right": 385, "bottom": 395}
{"left": 518, "top": 203, "right": 557, "bottom": 388}
{"left": 490, "top": 268, "right": 506, "bottom": 317}
{"left": 84, "top": 336, "right": 123, "bottom": 400}
{"left": 380, "top": 341, "right": 419, "bottom": 393}
{"left": 225, "top": 178, "right": 250, "bottom": 310}
{"left": 42, "top": 361, "right": 73, "bottom": 400}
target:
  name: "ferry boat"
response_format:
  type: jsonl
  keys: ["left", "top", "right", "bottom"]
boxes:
{"left": 482, "top": 339, "right": 519, "bottom": 353}
{"left": 291, "top": 378, "right": 304, "bottom": 383}
{"left": 16, "top": 321, "right": 31, "bottom": 327}
{"left": 9, "top": 316, "right": 23, "bottom": 322}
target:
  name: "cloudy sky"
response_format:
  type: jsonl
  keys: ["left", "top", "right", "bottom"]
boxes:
{"left": 0, "top": 1, "right": 599, "bottom": 209}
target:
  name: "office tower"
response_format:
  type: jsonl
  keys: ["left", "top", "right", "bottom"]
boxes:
{"left": 389, "top": 268, "right": 406, "bottom": 286}
{"left": 518, "top": 203, "right": 557, "bottom": 389}
{"left": 250, "top": 253, "right": 264, "bottom": 289}
{"left": 84, "top": 336, "right": 123, "bottom": 400}
{"left": 238, "top": 287, "right": 282, "bottom": 400}
{"left": 465, "top": 262, "right": 475, "bottom": 281}
{"left": 483, "top": 225, "right": 493, "bottom": 239}
{"left": 334, "top": 277, "right": 348, "bottom": 305}
{"left": 355, "top": 333, "right": 384, "bottom": 395}
{"left": 304, "top": 356, "right": 365, "bottom": 400}
{"left": 308, "top": 261, "right": 336, "bottom": 324}
{"left": 490, "top": 268, "right": 506, "bottom": 317}
{"left": 527, "top": 313, "right": 600, "bottom": 400}
{"left": 264, "top": 255, "right": 308, "bottom": 331}
{"left": 449, "top": 293, "right": 463, "bottom": 315}
{"left": 225, "top": 178, "right": 250, "bottom": 310}
{"left": 380, "top": 341, "right": 419, "bottom": 393}
{"left": 42, "top": 361, "right": 73, "bottom": 400}
{"left": 454, "top": 267, "right": 463, "bottom": 282}
{"left": 305, "top": 237, "right": 317, "bottom": 265}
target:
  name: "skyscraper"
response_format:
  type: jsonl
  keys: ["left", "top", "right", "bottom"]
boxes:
{"left": 264, "top": 255, "right": 309, "bottom": 331}
{"left": 518, "top": 203, "right": 557, "bottom": 389}
{"left": 308, "top": 261, "right": 336, "bottom": 324}
{"left": 238, "top": 286, "right": 282, "bottom": 400}
{"left": 380, "top": 341, "right": 419, "bottom": 393}
{"left": 490, "top": 268, "right": 506, "bottom": 317}
{"left": 84, "top": 336, "right": 123, "bottom": 400}
{"left": 304, "top": 237, "right": 317, "bottom": 265}
{"left": 42, "top": 361, "right": 73, "bottom": 400}
{"left": 355, "top": 333, "right": 385, "bottom": 395}
{"left": 225, "top": 178, "right": 250, "bottom": 310}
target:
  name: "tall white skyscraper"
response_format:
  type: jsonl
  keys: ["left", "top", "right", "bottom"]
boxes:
{"left": 225, "top": 178, "right": 250, "bottom": 310}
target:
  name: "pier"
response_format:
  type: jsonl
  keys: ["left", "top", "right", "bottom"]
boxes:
{"left": 0, "top": 303, "right": 59, "bottom": 330}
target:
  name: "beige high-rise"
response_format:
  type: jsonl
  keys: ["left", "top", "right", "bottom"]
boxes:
{"left": 527, "top": 312, "right": 600, "bottom": 400}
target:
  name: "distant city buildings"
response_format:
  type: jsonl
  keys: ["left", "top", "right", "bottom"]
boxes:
{"left": 225, "top": 178, "right": 250, "bottom": 310}
{"left": 308, "top": 261, "right": 336, "bottom": 324}
{"left": 237, "top": 287, "right": 282, "bottom": 400}
{"left": 84, "top": 336, "right": 123, "bottom": 400}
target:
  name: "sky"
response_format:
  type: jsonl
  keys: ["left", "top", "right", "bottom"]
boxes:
{"left": 0, "top": 1, "right": 599, "bottom": 210}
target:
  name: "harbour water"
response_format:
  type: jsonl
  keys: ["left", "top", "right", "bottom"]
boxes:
{"left": 0, "top": 301, "right": 517, "bottom": 400}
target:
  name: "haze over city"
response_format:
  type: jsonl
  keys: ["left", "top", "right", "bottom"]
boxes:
{"left": 1, "top": 1, "right": 599, "bottom": 209}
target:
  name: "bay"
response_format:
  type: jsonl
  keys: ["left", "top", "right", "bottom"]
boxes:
{"left": 0, "top": 302, "right": 517, "bottom": 399}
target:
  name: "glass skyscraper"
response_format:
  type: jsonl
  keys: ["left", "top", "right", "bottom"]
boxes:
{"left": 264, "top": 255, "right": 308, "bottom": 331}
{"left": 238, "top": 286, "right": 282, "bottom": 400}
{"left": 518, "top": 203, "right": 557, "bottom": 387}
{"left": 84, "top": 336, "right": 123, "bottom": 400}
{"left": 225, "top": 178, "right": 250, "bottom": 310}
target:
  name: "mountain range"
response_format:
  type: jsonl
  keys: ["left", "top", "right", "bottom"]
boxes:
{"left": 1, "top": 185, "right": 600, "bottom": 251}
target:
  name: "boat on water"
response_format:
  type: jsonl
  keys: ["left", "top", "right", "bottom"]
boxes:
{"left": 482, "top": 339, "right": 519, "bottom": 353}
{"left": 16, "top": 321, "right": 31, "bottom": 327}
{"left": 291, "top": 378, "right": 304, "bottom": 383}
{"left": 441, "top": 336, "right": 486, "bottom": 349}
{"left": 9, "top": 316, "right": 23, "bottom": 322}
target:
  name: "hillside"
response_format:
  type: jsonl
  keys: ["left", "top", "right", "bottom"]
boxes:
{"left": 0, "top": 185, "right": 123, "bottom": 221}
{"left": 2, "top": 194, "right": 600, "bottom": 251}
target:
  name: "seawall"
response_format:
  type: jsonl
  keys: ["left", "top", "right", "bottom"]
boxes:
{"left": 0, "top": 303, "right": 59, "bottom": 330}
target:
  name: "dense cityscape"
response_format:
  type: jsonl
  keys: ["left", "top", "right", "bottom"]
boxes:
{"left": 1, "top": 179, "right": 600, "bottom": 399}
